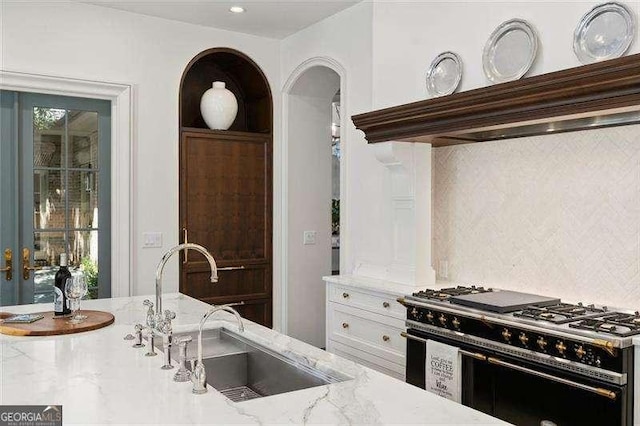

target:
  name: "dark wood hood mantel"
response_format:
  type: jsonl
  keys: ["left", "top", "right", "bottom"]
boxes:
{"left": 352, "top": 54, "right": 640, "bottom": 147}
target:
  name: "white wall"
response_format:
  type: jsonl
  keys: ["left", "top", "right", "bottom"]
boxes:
{"left": 281, "top": 1, "right": 390, "bottom": 280}
{"left": 286, "top": 66, "right": 339, "bottom": 347}
{"left": 0, "top": 2, "right": 280, "bottom": 297}
{"left": 372, "top": 0, "right": 640, "bottom": 109}
{"left": 281, "top": 1, "right": 415, "bottom": 338}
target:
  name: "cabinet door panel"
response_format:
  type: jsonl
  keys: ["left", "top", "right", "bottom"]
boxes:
{"left": 180, "top": 131, "right": 272, "bottom": 327}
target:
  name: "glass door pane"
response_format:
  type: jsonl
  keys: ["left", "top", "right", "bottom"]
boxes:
{"left": 21, "top": 93, "right": 110, "bottom": 305}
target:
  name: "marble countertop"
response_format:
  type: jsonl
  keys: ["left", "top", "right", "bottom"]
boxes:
{"left": 323, "top": 274, "right": 419, "bottom": 296}
{"left": 0, "top": 293, "right": 507, "bottom": 425}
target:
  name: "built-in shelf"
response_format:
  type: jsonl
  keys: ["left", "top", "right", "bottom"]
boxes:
{"left": 180, "top": 127, "right": 271, "bottom": 138}
{"left": 180, "top": 48, "right": 272, "bottom": 133}
{"left": 352, "top": 54, "right": 640, "bottom": 147}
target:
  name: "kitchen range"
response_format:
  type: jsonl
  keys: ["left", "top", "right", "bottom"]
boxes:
{"left": 399, "top": 285, "right": 637, "bottom": 426}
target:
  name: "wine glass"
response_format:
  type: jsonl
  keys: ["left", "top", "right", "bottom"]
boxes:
{"left": 64, "top": 277, "right": 83, "bottom": 324}
{"left": 74, "top": 274, "right": 89, "bottom": 321}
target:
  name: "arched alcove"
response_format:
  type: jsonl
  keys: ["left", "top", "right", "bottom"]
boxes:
{"left": 179, "top": 47, "right": 272, "bottom": 133}
{"left": 179, "top": 48, "right": 274, "bottom": 327}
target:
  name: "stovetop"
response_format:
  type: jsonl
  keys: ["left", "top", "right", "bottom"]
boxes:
{"left": 407, "top": 285, "right": 640, "bottom": 345}
{"left": 411, "top": 285, "right": 493, "bottom": 300}
{"left": 513, "top": 303, "right": 607, "bottom": 324}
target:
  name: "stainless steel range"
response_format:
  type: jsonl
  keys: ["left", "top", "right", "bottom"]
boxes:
{"left": 400, "top": 285, "right": 635, "bottom": 426}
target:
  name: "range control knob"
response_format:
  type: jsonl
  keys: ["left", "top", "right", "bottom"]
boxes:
{"left": 438, "top": 314, "right": 447, "bottom": 326}
{"left": 575, "top": 345, "right": 586, "bottom": 359}
{"left": 426, "top": 311, "right": 434, "bottom": 322}
{"left": 555, "top": 340, "right": 567, "bottom": 355}
{"left": 595, "top": 356, "right": 602, "bottom": 367}
{"left": 410, "top": 307, "right": 419, "bottom": 320}
{"left": 501, "top": 328, "right": 512, "bottom": 342}
{"left": 452, "top": 317, "right": 461, "bottom": 329}
{"left": 537, "top": 337, "right": 548, "bottom": 351}
{"left": 518, "top": 332, "right": 529, "bottom": 346}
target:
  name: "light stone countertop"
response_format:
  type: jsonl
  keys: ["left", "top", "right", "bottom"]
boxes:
{"left": 0, "top": 293, "right": 508, "bottom": 425}
{"left": 323, "top": 274, "right": 420, "bottom": 296}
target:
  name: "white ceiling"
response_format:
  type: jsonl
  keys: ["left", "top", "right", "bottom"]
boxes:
{"left": 86, "top": 0, "right": 360, "bottom": 39}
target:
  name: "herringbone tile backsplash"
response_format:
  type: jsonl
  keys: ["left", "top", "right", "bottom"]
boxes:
{"left": 432, "top": 125, "right": 640, "bottom": 309}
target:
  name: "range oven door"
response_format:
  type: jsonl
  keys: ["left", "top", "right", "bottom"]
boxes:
{"left": 404, "top": 329, "right": 631, "bottom": 426}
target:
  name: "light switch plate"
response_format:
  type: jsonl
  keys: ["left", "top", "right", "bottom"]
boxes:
{"left": 303, "top": 231, "right": 317, "bottom": 245}
{"left": 142, "top": 232, "right": 163, "bottom": 248}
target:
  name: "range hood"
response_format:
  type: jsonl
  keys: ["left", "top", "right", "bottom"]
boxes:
{"left": 352, "top": 54, "right": 640, "bottom": 147}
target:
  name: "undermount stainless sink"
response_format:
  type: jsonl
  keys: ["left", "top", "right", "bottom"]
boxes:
{"left": 153, "top": 328, "right": 350, "bottom": 402}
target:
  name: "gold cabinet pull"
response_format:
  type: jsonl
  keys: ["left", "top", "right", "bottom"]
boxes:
{"left": 22, "top": 248, "right": 43, "bottom": 280}
{"left": 382, "top": 335, "right": 390, "bottom": 342}
{"left": 341, "top": 322, "right": 349, "bottom": 329}
{"left": 0, "top": 249, "right": 12, "bottom": 281}
{"left": 218, "top": 266, "right": 246, "bottom": 271}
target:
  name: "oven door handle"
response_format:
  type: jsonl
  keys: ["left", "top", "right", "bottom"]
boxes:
{"left": 400, "top": 332, "right": 487, "bottom": 361}
{"left": 486, "top": 357, "right": 617, "bottom": 401}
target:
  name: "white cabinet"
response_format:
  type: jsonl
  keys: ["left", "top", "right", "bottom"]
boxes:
{"left": 324, "top": 276, "right": 407, "bottom": 380}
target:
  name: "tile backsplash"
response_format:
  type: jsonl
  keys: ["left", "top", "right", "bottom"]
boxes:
{"left": 432, "top": 125, "right": 640, "bottom": 309}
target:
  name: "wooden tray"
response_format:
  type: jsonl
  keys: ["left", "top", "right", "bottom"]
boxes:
{"left": 0, "top": 310, "right": 114, "bottom": 336}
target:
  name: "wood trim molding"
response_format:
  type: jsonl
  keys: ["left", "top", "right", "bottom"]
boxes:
{"left": 0, "top": 70, "right": 134, "bottom": 298}
{"left": 352, "top": 54, "right": 640, "bottom": 146}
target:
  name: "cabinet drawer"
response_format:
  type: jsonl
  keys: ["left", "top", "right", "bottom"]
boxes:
{"left": 328, "top": 340, "right": 404, "bottom": 380}
{"left": 328, "top": 284, "right": 405, "bottom": 319}
{"left": 328, "top": 303, "right": 405, "bottom": 364}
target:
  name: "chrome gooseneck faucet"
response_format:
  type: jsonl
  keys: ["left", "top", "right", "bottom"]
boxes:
{"left": 154, "top": 243, "right": 219, "bottom": 321}
{"left": 192, "top": 304, "right": 245, "bottom": 395}
{"left": 138, "top": 243, "right": 219, "bottom": 370}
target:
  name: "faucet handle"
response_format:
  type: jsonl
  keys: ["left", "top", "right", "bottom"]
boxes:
{"left": 162, "top": 310, "right": 176, "bottom": 334}
{"left": 177, "top": 335, "right": 192, "bottom": 347}
{"left": 143, "top": 300, "right": 155, "bottom": 328}
{"left": 173, "top": 336, "right": 193, "bottom": 382}
{"left": 132, "top": 324, "right": 145, "bottom": 348}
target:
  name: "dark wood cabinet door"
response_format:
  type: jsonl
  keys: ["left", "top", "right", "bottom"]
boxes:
{"left": 179, "top": 129, "right": 272, "bottom": 327}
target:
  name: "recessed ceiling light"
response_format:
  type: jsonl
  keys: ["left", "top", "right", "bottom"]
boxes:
{"left": 229, "top": 6, "right": 245, "bottom": 13}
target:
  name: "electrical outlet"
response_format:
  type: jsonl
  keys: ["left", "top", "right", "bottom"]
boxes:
{"left": 303, "top": 231, "right": 317, "bottom": 245}
{"left": 142, "top": 232, "right": 163, "bottom": 248}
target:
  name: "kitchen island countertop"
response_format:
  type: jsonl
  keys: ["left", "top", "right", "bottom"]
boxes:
{"left": 0, "top": 293, "right": 507, "bottom": 425}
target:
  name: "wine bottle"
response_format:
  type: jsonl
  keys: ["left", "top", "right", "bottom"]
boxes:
{"left": 54, "top": 253, "right": 72, "bottom": 316}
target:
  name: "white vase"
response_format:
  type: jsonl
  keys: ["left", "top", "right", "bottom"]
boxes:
{"left": 200, "top": 81, "right": 238, "bottom": 130}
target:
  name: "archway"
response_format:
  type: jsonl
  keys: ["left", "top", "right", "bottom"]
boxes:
{"left": 281, "top": 58, "right": 347, "bottom": 346}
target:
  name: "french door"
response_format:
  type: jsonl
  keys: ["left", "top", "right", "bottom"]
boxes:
{"left": 0, "top": 91, "right": 111, "bottom": 306}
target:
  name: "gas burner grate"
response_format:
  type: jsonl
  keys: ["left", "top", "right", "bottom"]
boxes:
{"left": 568, "top": 311, "right": 640, "bottom": 337}
{"left": 412, "top": 285, "right": 492, "bottom": 300}
{"left": 513, "top": 303, "right": 606, "bottom": 324}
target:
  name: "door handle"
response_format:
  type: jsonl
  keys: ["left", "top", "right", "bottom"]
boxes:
{"left": 400, "top": 332, "right": 487, "bottom": 361}
{"left": 0, "top": 249, "right": 12, "bottom": 281}
{"left": 22, "top": 248, "right": 43, "bottom": 280}
{"left": 217, "top": 266, "right": 246, "bottom": 271}
{"left": 486, "top": 357, "right": 617, "bottom": 400}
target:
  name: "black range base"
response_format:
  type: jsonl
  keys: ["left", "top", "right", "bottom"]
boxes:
{"left": 400, "top": 286, "right": 636, "bottom": 426}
